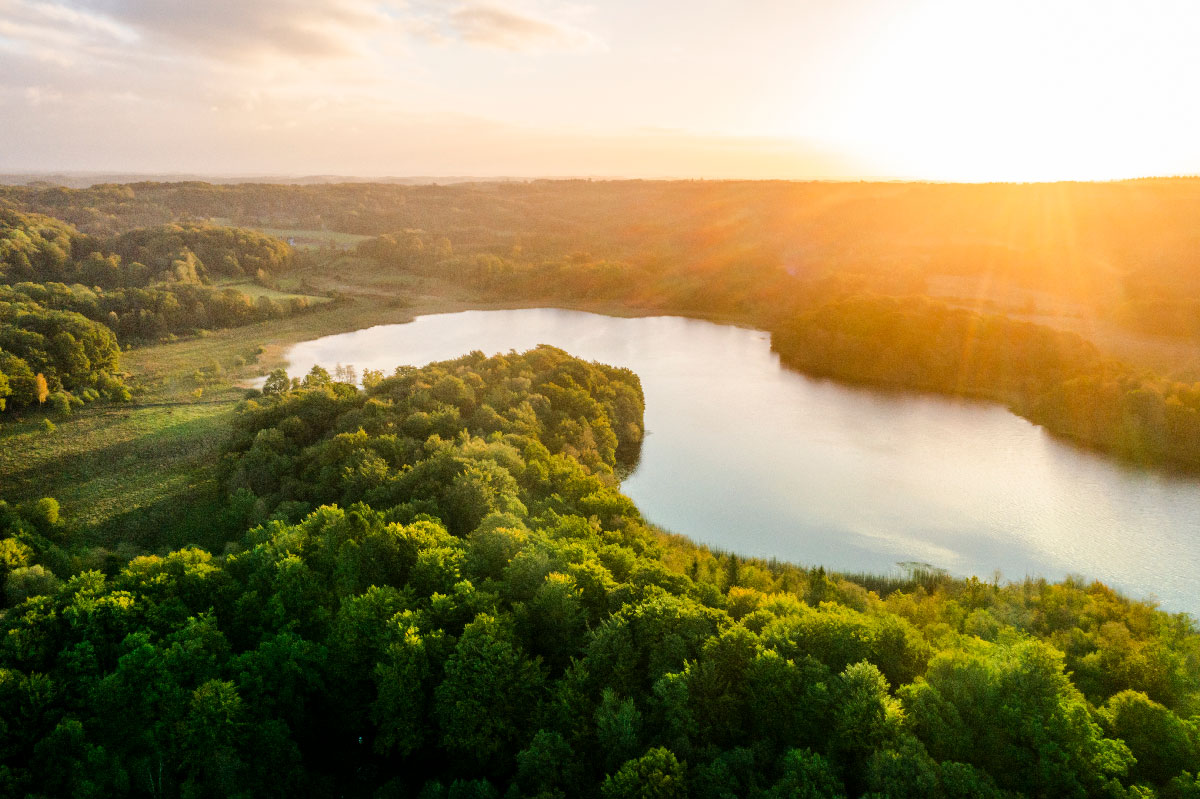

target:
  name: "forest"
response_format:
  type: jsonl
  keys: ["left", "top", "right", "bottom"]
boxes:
{"left": 0, "top": 208, "right": 318, "bottom": 419}
{"left": 1, "top": 348, "right": 1198, "bottom": 798}
{"left": 1, "top": 178, "right": 1199, "bottom": 797}
{"left": 9, "top": 179, "right": 1200, "bottom": 328}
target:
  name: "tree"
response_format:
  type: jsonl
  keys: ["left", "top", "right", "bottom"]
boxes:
{"left": 1166, "top": 772, "right": 1200, "bottom": 799}
{"left": 515, "top": 730, "right": 580, "bottom": 797}
{"left": 433, "top": 614, "right": 544, "bottom": 768}
{"left": 764, "top": 748, "right": 845, "bottom": 799}
{"left": 900, "top": 640, "right": 1133, "bottom": 797}
{"left": 595, "top": 689, "right": 643, "bottom": 771}
{"left": 832, "top": 661, "right": 903, "bottom": 795}
{"left": 5, "top": 565, "right": 61, "bottom": 605}
{"left": 48, "top": 391, "right": 71, "bottom": 417}
{"left": 515, "top": 571, "right": 587, "bottom": 673}
{"left": 361, "top": 368, "right": 384, "bottom": 390}
{"left": 745, "top": 650, "right": 833, "bottom": 755}
{"left": 1100, "top": 690, "right": 1199, "bottom": 785}
{"left": 30, "top": 717, "right": 124, "bottom": 798}
{"left": 302, "top": 365, "right": 331, "bottom": 389}
{"left": 0, "top": 536, "right": 32, "bottom": 571}
{"left": 602, "top": 748, "right": 686, "bottom": 799}
{"left": 373, "top": 622, "right": 445, "bottom": 757}
{"left": 862, "top": 736, "right": 940, "bottom": 799}
{"left": 180, "top": 679, "right": 245, "bottom": 795}
{"left": 262, "top": 368, "right": 290, "bottom": 396}
{"left": 22, "top": 497, "right": 59, "bottom": 535}
{"left": 0, "top": 352, "right": 36, "bottom": 407}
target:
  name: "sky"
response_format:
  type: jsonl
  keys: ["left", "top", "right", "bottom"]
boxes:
{"left": 2, "top": 0, "right": 1200, "bottom": 181}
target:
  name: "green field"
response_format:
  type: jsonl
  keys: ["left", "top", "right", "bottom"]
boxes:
{"left": 214, "top": 279, "right": 332, "bottom": 303}
{"left": 204, "top": 218, "right": 370, "bottom": 249}
{"left": 254, "top": 226, "right": 371, "bottom": 249}
{"left": 0, "top": 398, "right": 237, "bottom": 549}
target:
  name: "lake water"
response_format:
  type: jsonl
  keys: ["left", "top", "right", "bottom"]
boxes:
{"left": 275, "top": 308, "right": 1200, "bottom": 616}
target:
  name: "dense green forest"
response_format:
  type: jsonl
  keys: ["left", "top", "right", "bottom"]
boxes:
{"left": 0, "top": 210, "right": 291, "bottom": 288}
{"left": 2, "top": 348, "right": 1197, "bottom": 798}
{"left": 0, "top": 292, "right": 126, "bottom": 411}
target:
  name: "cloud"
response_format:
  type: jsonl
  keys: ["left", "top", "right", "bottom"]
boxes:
{"left": 0, "top": 1, "right": 605, "bottom": 74}
{"left": 17, "top": 0, "right": 134, "bottom": 41}
{"left": 0, "top": 0, "right": 136, "bottom": 66}
{"left": 23, "top": 85, "right": 63, "bottom": 104}
{"left": 447, "top": 3, "right": 603, "bottom": 52}
{"left": 80, "top": 0, "right": 392, "bottom": 61}
{"left": 0, "top": 0, "right": 612, "bottom": 173}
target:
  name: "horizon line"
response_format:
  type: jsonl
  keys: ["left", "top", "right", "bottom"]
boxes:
{"left": 4, "top": 170, "right": 1200, "bottom": 188}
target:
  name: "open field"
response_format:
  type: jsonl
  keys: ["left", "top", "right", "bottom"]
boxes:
{"left": 204, "top": 219, "right": 370, "bottom": 249}
{"left": 1021, "top": 313, "right": 1200, "bottom": 382}
{"left": 214, "top": 279, "right": 333, "bottom": 303}
{"left": 252, "top": 225, "right": 371, "bottom": 249}
{"left": 206, "top": 218, "right": 370, "bottom": 248}
{"left": 232, "top": 224, "right": 372, "bottom": 249}
{"left": 0, "top": 398, "right": 237, "bottom": 549}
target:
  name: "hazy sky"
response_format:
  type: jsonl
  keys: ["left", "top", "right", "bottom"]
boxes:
{"left": 3, "top": 0, "right": 1200, "bottom": 180}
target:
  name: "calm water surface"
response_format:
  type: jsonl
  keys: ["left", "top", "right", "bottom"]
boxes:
{"left": 277, "top": 309, "right": 1200, "bottom": 615}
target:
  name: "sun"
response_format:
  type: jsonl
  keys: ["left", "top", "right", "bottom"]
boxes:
{"left": 809, "top": 0, "right": 1200, "bottom": 182}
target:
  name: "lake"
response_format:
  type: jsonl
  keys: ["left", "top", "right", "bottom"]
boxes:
{"left": 275, "top": 308, "right": 1200, "bottom": 615}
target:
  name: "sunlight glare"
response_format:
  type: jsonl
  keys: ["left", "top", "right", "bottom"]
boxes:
{"left": 819, "top": 0, "right": 1200, "bottom": 181}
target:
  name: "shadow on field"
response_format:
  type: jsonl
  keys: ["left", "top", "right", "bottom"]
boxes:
{"left": 84, "top": 486, "right": 245, "bottom": 554}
